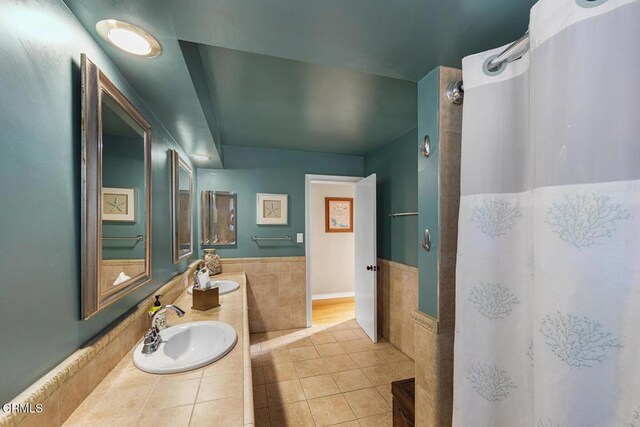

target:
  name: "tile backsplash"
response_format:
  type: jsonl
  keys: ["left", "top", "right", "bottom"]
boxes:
{"left": 221, "top": 257, "right": 306, "bottom": 332}
{"left": 377, "top": 259, "right": 418, "bottom": 359}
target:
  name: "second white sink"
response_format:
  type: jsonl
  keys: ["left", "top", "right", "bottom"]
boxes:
{"left": 133, "top": 321, "right": 237, "bottom": 374}
{"left": 187, "top": 279, "right": 240, "bottom": 295}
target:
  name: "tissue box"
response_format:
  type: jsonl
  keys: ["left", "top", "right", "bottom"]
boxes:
{"left": 192, "top": 286, "right": 220, "bottom": 311}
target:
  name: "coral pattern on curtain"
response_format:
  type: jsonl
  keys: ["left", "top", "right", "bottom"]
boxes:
{"left": 453, "top": 0, "right": 640, "bottom": 426}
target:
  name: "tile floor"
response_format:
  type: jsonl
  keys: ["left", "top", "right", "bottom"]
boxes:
{"left": 251, "top": 319, "right": 415, "bottom": 426}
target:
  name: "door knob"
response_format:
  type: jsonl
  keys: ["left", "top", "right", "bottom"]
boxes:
{"left": 422, "top": 228, "right": 431, "bottom": 252}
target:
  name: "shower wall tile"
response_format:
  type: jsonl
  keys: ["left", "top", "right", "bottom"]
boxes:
{"left": 221, "top": 257, "right": 306, "bottom": 333}
{"left": 414, "top": 311, "right": 454, "bottom": 426}
{"left": 376, "top": 259, "right": 418, "bottom": 359}
{"left": 438, "top": 68, "right": 462, "bottom": 335}
{"left": 440, "top": 131, "right": 462, "bottom": 200}
{"left": 413, "top": 65, "right": 461, "bottom": 427}
{"left": 439, "top": 67, "right": 464, "bottom": 132}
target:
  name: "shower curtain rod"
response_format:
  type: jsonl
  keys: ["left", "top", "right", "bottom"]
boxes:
{"left": 449, "top": 31, "right": 530, "bottom": 103}
{"left": 486, "top": 31, "right": 530, "bottom": 72}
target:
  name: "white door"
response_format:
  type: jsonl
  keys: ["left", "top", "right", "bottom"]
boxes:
{"left": 354, "top": 174, "right": 377, "bottom": 342}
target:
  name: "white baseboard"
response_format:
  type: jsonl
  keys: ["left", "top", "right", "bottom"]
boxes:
{"left": 312, "top": 292, "right": 355, "bottom": 300}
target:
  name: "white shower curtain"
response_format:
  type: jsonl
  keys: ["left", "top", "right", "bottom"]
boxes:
{"left": 454, "top": 0, "right": 640, "bottom": 426}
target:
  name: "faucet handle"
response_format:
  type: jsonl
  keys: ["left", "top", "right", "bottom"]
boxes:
{"left": 143, "top": 330, "right": 156, "bottom": 344}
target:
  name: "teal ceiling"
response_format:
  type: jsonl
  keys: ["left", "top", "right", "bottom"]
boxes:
{"left": 63, "top": 0, "right": 536, "bottom": 165}
{"left": 195, "top": 44, "right": 416, "bottom": 155}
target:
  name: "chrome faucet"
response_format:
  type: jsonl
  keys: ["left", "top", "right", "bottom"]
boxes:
{"left": 141, "top": 304, "right": 186, "bottom": 354}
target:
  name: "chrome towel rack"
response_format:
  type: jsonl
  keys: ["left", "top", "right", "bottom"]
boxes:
{"left": 388, "top": 211, "right": 417, "bottom": 218}
{"left": 251, "top": 235, "right": 291, "bottom": 242}
{"left": 103, "top": 235, "right": 144, "bottom": 241}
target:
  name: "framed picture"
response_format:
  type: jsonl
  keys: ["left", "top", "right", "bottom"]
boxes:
{"left": 102, "top": 187, "right": 136, "bottom": 222}
{"left": 256, "top": 193, "right": 288, "bottom": 225}
{"left": 325, "top": 197, "right": 353, "bottom": 233}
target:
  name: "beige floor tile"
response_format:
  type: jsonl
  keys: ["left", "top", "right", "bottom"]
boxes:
{"left": 332, "top": 318, "right": 361, "bottom": 329}
{"left": 358, "top": 411, "right": 392, "bottom": 427}
{"left": 251, "top": 351, "right": 267, "bottom": 366}
{"left": 265, "top": 379, "right": 306, "bottom": 406}
{"left": 263, "top": 348, "right": 293, "bottom": 365}
{"left": 252, "top": 365, "right": 266, "bottom": 385}
{"left": 190, "top": 398, "right": 243, "bottom": 427}
{"left": 254, "top": 407, "right": 270, "bottom": 427}
{"left": 328, "top": 421, "right": 360, "bottom": 427}
{"left": 352, "top": 329, "right": 369, "bottom": 339}
{"left": 388, "top": 360, "right": 414, "bottom": 379}
{"left": 286, "top": 336, "right": 314, "bottom": 349}
{"left": 294, "top": 358, "right": 329, "bottom": 378}
{"left": 324, "top": 322, "right": 353, "bottom": 332}
{"left": 144, "top": 378, "right": 200, "bottom": 409}
{"left": 299, "top": 374, "right": 341, "bottom": 399}
{"left": 343, "top": 387, "right": 391, "bottom": 419}
{"left": 263, "top": 362, "right": 299, "bottom": 383}
{"left": 331, "top": 330, "right": 360, "bottom": 342}
{"left": 361, "top": 364, "right": 403, "bottom": 386}
{"left": 349, "top": 351, "right": 386, "bottom": 368}
{"left": 322, "top": 354, "right": 358, "bottom": 373}
{"left": 375, "top": 384, "right": 393, "bottom": 405}
{"left": 196, "top": 372, "right": 243, "bottom": 403}
{"left": 307, "top": 394, "right": 356, "bottom": 427}
{"left": 339, "top": 339, "right": 376, "bottom": 354}
{"left": 253, "top": 384, "right": 268, "bottom": 409}
{"left": 309, "top": 332, "right": 338, "bottom": 345}
{"left": 268, "top": 401, "right": 315, "bottom": 427}
{"left": 289, "top": 346, "right": 320, "bottom": 361}
{"left": 315, "top": 342, "right": 346, "bottom": 357}
{"left": 374, "top": 347, "right": 409, "bottom": 363}
{"left": 332, "top": 369, "right": 373, "bottom": 393}
{"left": 135, "top": 404, "right": 193, "bottom": 427}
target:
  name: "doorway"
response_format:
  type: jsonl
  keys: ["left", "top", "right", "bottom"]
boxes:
{"left": 305, "top": 174, "right": 378, "bottom": 341}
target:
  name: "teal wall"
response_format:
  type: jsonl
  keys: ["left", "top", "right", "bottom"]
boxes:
{"left": 197, "top": 145, "right": 364, "bottom": 259}
{"left": 102, "top": 134, "right": 145, "bottom": 260}
{"left": 0, "top": 0, "right": 193, "bottom": 404}
{"left": 364, "top": 128, "right": 418, "bottom": 267}
{"left": 417, "top": 68, "right": 441, "bottom": 316}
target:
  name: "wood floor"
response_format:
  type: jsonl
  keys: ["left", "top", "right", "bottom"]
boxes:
{"left": 312, "top": 297, "right": 355, "bottom": 324}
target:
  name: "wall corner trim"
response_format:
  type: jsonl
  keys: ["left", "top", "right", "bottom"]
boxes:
{"left": 413, "top": 309, "right": 439, "bottom": 334}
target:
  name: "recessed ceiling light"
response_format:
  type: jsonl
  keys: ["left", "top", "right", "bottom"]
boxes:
{"left": 190, "top": 154, "right": 211, "bottom": 161}
{"left": 96, "top": 20, "right": 161, "bottom": 58}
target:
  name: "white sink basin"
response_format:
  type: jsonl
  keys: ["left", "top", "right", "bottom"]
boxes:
{"left": 133, "top": 321, "right": 237, "bottom": 374}
{"left": 187, "top": 279, "right": 240, "bottom": 295}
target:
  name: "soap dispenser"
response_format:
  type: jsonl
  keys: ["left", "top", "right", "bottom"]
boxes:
{"left": 149, "top": 295, "right": 167, "bottom": 330}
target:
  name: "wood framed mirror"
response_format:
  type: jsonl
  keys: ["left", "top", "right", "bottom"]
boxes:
{"left": 201, "top": 191, "right": 237, "bottom": 246}
{"left": 171, "top": 150, "right": 193, "bottom": 263}
{"left": 81, "top": 54, "right": 152, "bottom": 319}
